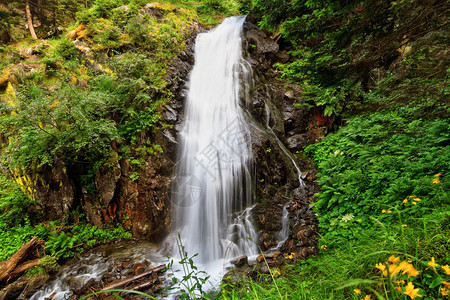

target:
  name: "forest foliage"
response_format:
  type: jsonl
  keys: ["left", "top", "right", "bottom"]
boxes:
{"left": 218, "top": 0, "right": 450, "bottom": 299}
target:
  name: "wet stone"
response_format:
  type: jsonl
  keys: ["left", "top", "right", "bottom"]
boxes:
{"left": 267, "top": 259, "right": 284, "bottom": 267}
{"left": 232, "top": 255, "right": 248, "bottom": 267}
{"left": 258, "top": 264, "right": 270, "bottom": 274}
{"left": 133, "top": 263, "right": 146, "bottom": 275}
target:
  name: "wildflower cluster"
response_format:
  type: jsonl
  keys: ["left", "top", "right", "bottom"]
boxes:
{"left": 432, "top": 173, "right": 441, "bottom": 184}
{"left": 285, "top": 252, "right": 295, "bottom": 260}
{"left": 352, "top": 288, "right": 372, "bottom": 300}
{"left": 272, "top": 269, "right": 281, "bottom": 277}
{"left": 373, "top": 255, "right": 450, "bottom": 299}
{"left": 402, "top": 195, "right": 421, "bottom": 206}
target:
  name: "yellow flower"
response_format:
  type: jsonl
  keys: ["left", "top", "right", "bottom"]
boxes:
{"left": 273, "top": 270, "right": 281, "bottom": 276}
{"left": 442, "top": 265, "right": 450, "bottom": 275}
{"left": 388, "top": 264, "right": 401, "bottom": 277}
{"left": 402, "top": 224, "right": 408, "bottom": 227}
{"left": 354, "top": 289, "right": 362, "bottom": 294}
{"left": 321, "top": 245, "right": 327, "bottom": 250}
{"left": 388, "top": 255, "right": 400, "bottom": 264}
{"left": 404, "top": 282, "right": 422, "bottom": 299}
{"left": 394, "top": 280, "right": 405, "bottom": 284}
{"left": 222, "top": 290, "right": 226, "bottom": 294}
{"left": 382, "top": 209, "right": 387, "bottom": 213}
{"left": 412, "top": 201, "right": 417, "bottom": 205}
{"left": 442, "top": 281, "right": 450, "bottom": 288}
{"left": 399, "top": 261, "right": 420, "bottom": 278}
{"left": 375, "top": 263, "right": 387, "bottom": 275}
{"left": 442, "top": 287, "right": 449, "bottom": 296}
{"left": 427, "top": 257, "right": 438, "bottom": 269}
{"left": 361, "top": 295, "right": 372, "bottom": 300}
{"left": 413, "top": 198, "right": 421, "bottom": 202}
{"left": 387, "top": 210, "right": 392, "bottom": 213}
{"left": 434, "top": 173, "right": 442, "bottom": 177}
{"left": 409, "top": 195, "right": 416, "bottom": 198}
{"left": 285, "top": 253, "right": 294, "bottom": 259}
{"left": 432, "top": 178, "right": 440, "bottom": 184}
{"left": 403, "top": 199, "right": 408, "bottom": 204}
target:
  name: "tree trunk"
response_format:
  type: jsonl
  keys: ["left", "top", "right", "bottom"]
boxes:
{"left": 0, "top": 236, "right": 44, "bottom": 283}
{"left": 25, "top": 0, "right": 38, "bottom": 40}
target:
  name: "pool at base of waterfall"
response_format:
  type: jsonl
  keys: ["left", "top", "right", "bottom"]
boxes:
{"left": 29, "top": 241, "right": 244, "bottom": 299}
{"left": 30, "top": 242, "right": 168, "bottom": 300}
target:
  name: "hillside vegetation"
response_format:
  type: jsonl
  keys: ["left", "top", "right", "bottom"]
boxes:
{"left": 220, "top": 0, "right": 449, "bottom": 299}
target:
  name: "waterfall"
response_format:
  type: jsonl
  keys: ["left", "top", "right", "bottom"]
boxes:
{"left": 171, "top": 16, "right": 257, "bottom": 267}
{"left": 277, "top": 204, "right": 290, "bottom": 247}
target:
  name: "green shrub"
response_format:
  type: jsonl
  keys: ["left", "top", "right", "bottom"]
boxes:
{"left": 0, "top": 174, "right": 36, "bottom": 228}
{"left": 305, "top": 113, "right": 449, "bottom": 243}
{"left": 55, "top": 38, "right": 78, "bottom": 61}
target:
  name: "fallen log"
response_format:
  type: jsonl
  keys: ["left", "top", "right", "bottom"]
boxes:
{"left": 10, "top": 258, "right": 40, "bottom": 279}
{"left": 0, "top": 236, "right": 44, "bottom": 284}
{"left": 130, "top": 274, "right": 159, "bottom": 291}
{"left": 101, "top": 264, "right": 166, "bottom": 291}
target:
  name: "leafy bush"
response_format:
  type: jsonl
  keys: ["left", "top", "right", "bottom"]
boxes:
{"left": 1, "top": 83, "right": 120, "bottom": 169}
{"left": 0, "top": 216, "right": 132, "bottom": 261}
{"left": 198, "top": 0, "right": 239, "bottom": 15}
{"left": 0, "top": 174, "right": 36, "bottom": 228}
{"left": 55, "top": 38, "right": 78, "bottom": 61}
{"left": 44, "top": 223, "right": 132, "bottom": 259}
{"left": 305, "top": 113, "right": 449, "bottom": 243}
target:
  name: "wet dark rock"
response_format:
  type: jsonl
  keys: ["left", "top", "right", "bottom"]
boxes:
{"left": 258, "top": 264, "right": 270, "bottom": 274}
{"left": 287, "top": 134, "right": 308, "bottom": 150}
{"left": 95, "top": 155, "right": 121, "bottom": 207}
{"left": 267, "top": 259, "right": 284, "bottom": 267}
{"left": 243, "top": 22, "right": 279, "bottom": 70}
{"left": 133, "top": 263, "right": 146, "bottom": 275}
{"left": 265, "top": 250, "right": 282, "bottom": 259}
{"left": 241, "top": 20, "right": 320, "bottom": 262}
{"left": 33, "top": 159, "right": 76, "bottom": 220}
{"left": 232, "top": 255, "right": 248, "bottom": 267}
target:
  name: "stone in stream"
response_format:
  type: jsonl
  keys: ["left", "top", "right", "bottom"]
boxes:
{"left": 133, "top": 263, "right": 146, "bottom": 275}
{"left": 231, "top": 255, "right": 248, "bottom": 267}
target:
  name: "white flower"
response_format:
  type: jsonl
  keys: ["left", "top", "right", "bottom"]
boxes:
{"left": 341, "top": 213, "right": 355, "bottom": 222}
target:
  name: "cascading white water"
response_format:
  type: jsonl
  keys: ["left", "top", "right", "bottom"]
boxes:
{"left": 171, "top": 16, "right": 257, "bottom": 268}
{"left": 277, "top": 204, "right": 290, "bottom": 247}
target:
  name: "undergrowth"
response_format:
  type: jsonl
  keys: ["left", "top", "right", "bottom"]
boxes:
{"left": 0, "top": 174, "right": 131, "bottom": 262}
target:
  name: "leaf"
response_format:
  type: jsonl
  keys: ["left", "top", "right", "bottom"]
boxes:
{"left": 429, "top": 276, "right": 443, "bottom": 289}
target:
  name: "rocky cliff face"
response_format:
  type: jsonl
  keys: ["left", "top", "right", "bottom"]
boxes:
{"left": 241, "top": 20, "right": 322, "bottom": 258}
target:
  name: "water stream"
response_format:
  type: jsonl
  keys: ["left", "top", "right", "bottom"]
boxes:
{"left": 264, "top": 103, "right": 305, "bottom": 188}
{"left": 170, "top": 15, "right": 257, "bottom": 272}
